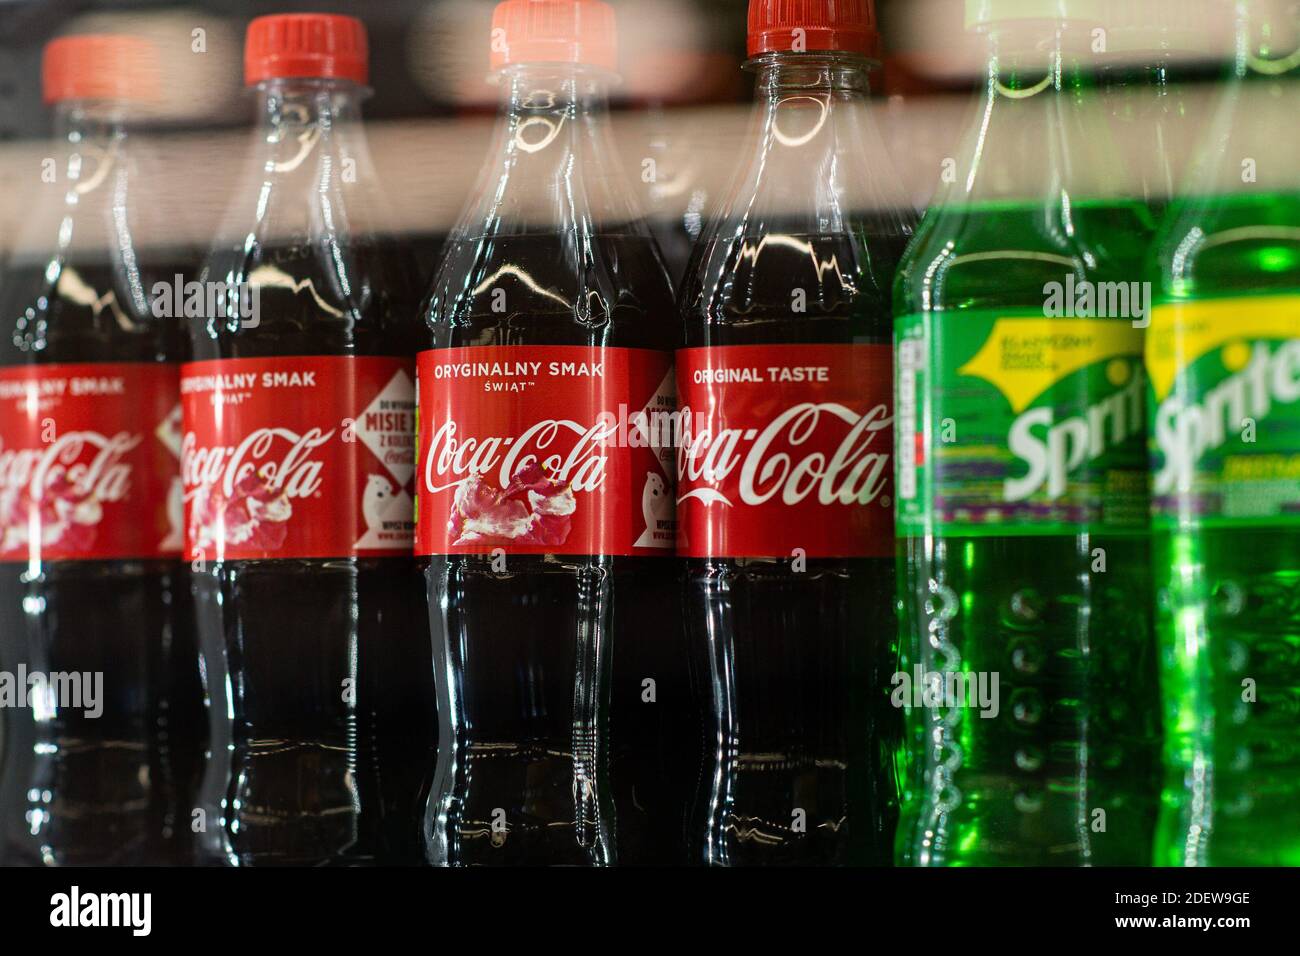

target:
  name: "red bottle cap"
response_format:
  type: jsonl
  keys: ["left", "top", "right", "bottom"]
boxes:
{"left": 489, "top": 0, "right": 618, "bottom": 72}
{"left": 42, "top": 34, "right": 160, "bottom": 105}
{"left": 245, "top": 13, "right": 369, "bottom": 87}
{"left": 747, "top": 0, "right": 880, "bottom": 59}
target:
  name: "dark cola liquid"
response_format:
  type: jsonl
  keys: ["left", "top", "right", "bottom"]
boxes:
{"left": 0, "top": 257, "right": 205, "bottom": 866}
{"left": 422, "top": 233, "right": 692, "bottom": 866}
{"left": 679, "top": 224, "right": 911, "bottom": 866}
{"left": 191, "top": 241, "right": 434, "bottom": 866}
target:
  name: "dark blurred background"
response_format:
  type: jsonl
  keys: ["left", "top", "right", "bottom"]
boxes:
{"left": 0, "top": 0, "right": 973, "bottom": 140}
{"left": 0, "top": 0, "right": 1243, "bottom": 274}
{"left": 0, "top": 0, "right": 992, "bottom": 272}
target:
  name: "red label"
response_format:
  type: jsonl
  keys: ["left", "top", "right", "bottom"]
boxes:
{"left": 181, "top": 356, "right": 416, "bottom": 561}
{"left": 0, "top": 362, "right": 181, "bottom": 562}
{"left": 677, "top": 344, "right": 894, "bottom": 558}
{"left": 415, "top": 346, "right": 676, "bottom": 556}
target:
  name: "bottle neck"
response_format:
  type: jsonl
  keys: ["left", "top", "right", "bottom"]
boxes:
{"left": 47, "top": 100, "right": 136, "bottom": 247}
{"left": 941, "top": 26, "right": 1121, "bottom": 206}
{"left": 496, "top": 64, "right": 615, "bottom": 146}
{"left": 749, "top": 52, "right": 873, "bottom": 98}
{"left": 694, "top": 48, "right": 910, "bottom": 247}
{"left": 1174, "top": 1, "right": 1300, "bottom": 205}
{"left": 53, "top": 100, "right": 132, "bottom": 146}
{"left": 983, "top": 29, "right": 1094, "bottom": 97}
{"left": 254, "top": 77, "right": 367, "bottom": 141}
{"left": 499, "top": 62, "right": 616, "bottom": 115}
{"left": 230, "top": 78, "right": 383, "bottom": 243}
{"left": 745, "top": 52, "right": 874, "bottom": 156}
{"left": 26, "top": 101, "right": 155, "bottom": 328}
{"left": 455, "top": 63, "right": 642, "bottom": 236}
{"left": 1097, "top": 60, "right": 1174, "bottom": 94}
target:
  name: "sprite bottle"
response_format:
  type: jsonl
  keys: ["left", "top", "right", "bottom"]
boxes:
{"left": 1148, "top": 0, "right": 1300, "bottom": 866}
{"left": 894, "top": 0, "right": 1161, "bottom": 865}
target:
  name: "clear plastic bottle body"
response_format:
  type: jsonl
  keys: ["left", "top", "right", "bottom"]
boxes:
{"left": 1149, "top": 0, "right": 1300, "bottom": 866}
{"left": 0, "top": 101, "right": 204, "bottom": 865}
{"left": 419, "top": 65, "right": 683, "bottom": 866}
{"left": 1099, "top": 57, "right": 1202, "bottom": 216}
{"left": 894, "top": 28, "right": 1161, "bottom": 866}
{"left": 189, "top": 78, "right": 433, "bottom": 866}
{"left": 678, "top": 54, "right": 914, "bottom": 866}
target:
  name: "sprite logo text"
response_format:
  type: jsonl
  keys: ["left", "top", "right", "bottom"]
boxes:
{"left": 1007, "top": 362, "right": 1145, "bottom": 501}
{"left": 1154, "top": 339, "right": 1300, "bottom": 494}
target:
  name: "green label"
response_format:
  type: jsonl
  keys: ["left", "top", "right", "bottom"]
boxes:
{"left": 1148, "top": 294, "right": 1300, "bottom": 528}
{"left": 896, "top": 310, "right": 1148, "bottom": 536}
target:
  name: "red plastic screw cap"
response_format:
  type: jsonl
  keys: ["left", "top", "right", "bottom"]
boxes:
{"left": 747, "top": 0, "right": 879, "bottom": 58}
{"left": 489, "top": 0, "right": 618, "bottom": 72}
{"left": 43, "top": 34, "right": 160, "bottom": 105}
{"left": 245, "top": 13, "right": 369, "bottom": 87}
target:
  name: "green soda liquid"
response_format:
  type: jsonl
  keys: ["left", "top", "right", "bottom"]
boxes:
{"left": 893, "top": 29, "right": 1163, "bottom": 865}
{"left": 1148, "top": 5, "right": 1300, "bottom": 863}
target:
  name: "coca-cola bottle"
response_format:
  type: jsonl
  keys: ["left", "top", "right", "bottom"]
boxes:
{"left": 185, "top": 14, "right": 432, "bottom": 866}
{"left": 417, "top": 0, "right": 684, "bottom": 866}
{"left": 0, "top": 35, "right": 204, "bottom": 865}
{"left": 676, "top": 0, "right": 914, "bottom": 866}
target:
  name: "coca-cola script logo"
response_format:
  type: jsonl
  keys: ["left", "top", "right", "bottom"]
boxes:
{"left": 183, "top": 427, "right": 333, "bottom": 552}
{"left": 0, "top": 431, "right": 140, "bottom": 554}
{"left": 424, "top": 415, "right": 617, "bottom": 548}
{"left": 677, "top": 402, "right": 891, "bottom": 510}
{"left": 416, "top": 346, "right": 676, "bottom": 556}
{"left": 675, "top": 344, "right": 895, "bottom": 558}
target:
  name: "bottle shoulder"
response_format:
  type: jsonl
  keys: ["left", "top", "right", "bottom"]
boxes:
{"left": 679, "top": 214, "right": 914, "bottom": 344}
{"left": 192, "top": 235, "right": 424, "bottom": 359}
{"left": 894, "top": 199, "right": 1158, "bottom": 316}
{"left": 420, "top": 232, "right": 678, "bottom": 351}
{"left": 0, "top": 253, "right": 192, "bottom": 365}
{"left": 1151, "top": 191, "right": 1300, "bottom": 300}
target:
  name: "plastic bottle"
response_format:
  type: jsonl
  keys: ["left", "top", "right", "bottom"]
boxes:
{"left": 416, "top": 0, "right": 682, "bottom": 866}
{"left": 676, "top": 0, "right": 914, "bottom": 866}
{"left": 894, "top": 0, "right": 1161, "bottom": 866}
{"left": 0, "top": 34, "right": 204, "bottom": 866}
{"left": 1148, "top": 0, "right": 1300, "bottom": 866}
{"left": 185, "top": 13, "right": 433, "bottom": 866}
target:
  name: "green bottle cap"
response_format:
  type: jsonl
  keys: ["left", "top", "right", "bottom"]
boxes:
{"left": 965, "top": 0, "right": 1105, "bottom": 31}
